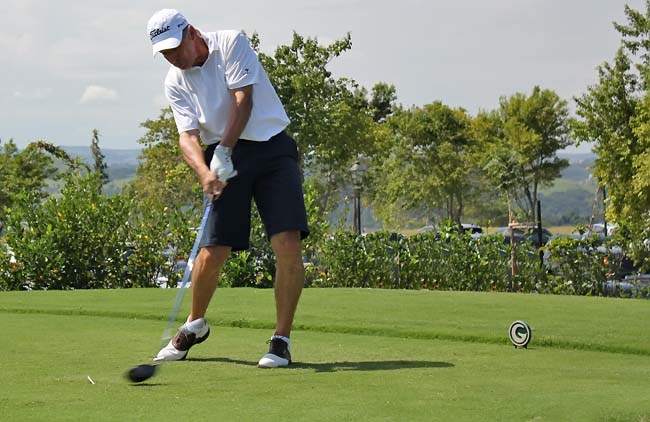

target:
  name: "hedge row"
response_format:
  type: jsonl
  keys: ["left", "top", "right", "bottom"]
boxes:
{"left": 0, "top": 174, "right": 633, "bottom": 296}
{"left": 308, "top": 230, "right": 626, "bottom": 296}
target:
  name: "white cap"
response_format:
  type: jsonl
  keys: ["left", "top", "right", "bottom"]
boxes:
{"left": 147, "top": 9, "right": 189, "bottom": 56}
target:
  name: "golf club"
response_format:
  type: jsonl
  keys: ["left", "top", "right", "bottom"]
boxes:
{"left": 126, "top": 198, "right": 213, "bottom": 383}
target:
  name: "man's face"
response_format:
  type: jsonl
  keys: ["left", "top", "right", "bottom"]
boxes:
{"left": 161, "top": 30, "right": 194, "bottom": 69}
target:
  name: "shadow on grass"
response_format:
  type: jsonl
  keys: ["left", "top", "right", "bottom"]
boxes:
{"left": 188, "top": 357, "right": 454, "bottom": 372}
{"left": 129, "top": 383, "right": 165, "bottom": 387}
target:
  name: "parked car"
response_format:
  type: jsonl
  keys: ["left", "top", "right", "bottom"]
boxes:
{"left": 417, "top": 225, "right": 435, "bottom": 234}
{"left": 604, "top": 274, "right": 650, "bottom": 298}
{"left": 592, "top": 222, "right": 618, "bottom": 237}
{"left": 417, "top": 223, "right": 483, "bottom": 238}
{"left": 497, "top": 225, "right": 553, "bottom": 247}
{"left": 156, "top": 246, "right": 189, "bottom": 288}
{"left": 460, "top": 223, "right": 483, "bottom": 239}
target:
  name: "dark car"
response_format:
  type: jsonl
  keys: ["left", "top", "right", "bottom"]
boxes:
{"left": 497, "top": 226, "right": 554, "bottom": 247}
{"left": 417, "top": 223, "right": 483, "bottom": 239}
{"left": 460, "top": 223, "right": 483, "bottom": 239}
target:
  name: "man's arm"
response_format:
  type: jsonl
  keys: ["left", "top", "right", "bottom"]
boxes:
{"left": 207, "top": 84, "right": 253, "bottom": 188}
{"left": 178, "top": 86, "right": 252, "bottom": 199}
{"left": 220, "top": 84, "right": 253, "bottom": 148}
{"left": 179, "top": 130, "right": 225, "bottom": 199}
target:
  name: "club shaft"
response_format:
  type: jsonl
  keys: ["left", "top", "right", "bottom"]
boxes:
{"left": 159, "top": 200, "right": 213, "bottom": 350}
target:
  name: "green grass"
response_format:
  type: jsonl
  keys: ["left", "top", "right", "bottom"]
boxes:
{"left": 1, "top": 288, "right": 650, "bottom": 421}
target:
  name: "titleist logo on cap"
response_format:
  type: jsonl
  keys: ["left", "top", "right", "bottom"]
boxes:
{"left": 150, "top": 26, "right": 171, "bottom": 40}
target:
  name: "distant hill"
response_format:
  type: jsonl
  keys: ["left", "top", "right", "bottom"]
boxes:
{"left": 62, "top": 146, "right": 141, "bottom": 187}
{"left": 39, "top": 147, "right": 142, "bottom": 196}
{"left": 43, "top": 148, "right": 601, "bottom": 226}
{"left": 539, "top": 151, "right": 599, "bottom": 225}
{"left": 557, "top": 151, "right": 596, "bottom": 162}
{"left": 60, "top": 146, "right": 141, "bottom": 167}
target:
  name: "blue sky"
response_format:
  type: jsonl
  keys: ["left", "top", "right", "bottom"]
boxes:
{"left": 1, "top": 0, "right": 645, "bottom": 151}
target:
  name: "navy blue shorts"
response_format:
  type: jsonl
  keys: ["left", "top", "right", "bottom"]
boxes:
{"left": 199, "top": 131, "right": 309, "bottom": 251}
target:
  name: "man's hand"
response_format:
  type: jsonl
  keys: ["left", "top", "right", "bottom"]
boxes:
{"left": 210, "top": 145, "right": 238, "bottom": 182}
{"left": 199, "top": 167, "right": 228, "bottom": 200}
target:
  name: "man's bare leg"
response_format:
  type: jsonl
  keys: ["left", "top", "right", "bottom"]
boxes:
{"left": 189, "top": 245, "right": 231, "bottom": 321}
{"left": 154, "top": 244, "right": 230, "bottom": 361}
{"left": 270, "top": 230, "right": 304, "bottom": 336}
{"left": 257, "top": 230, "right": 304, "bottom": 368}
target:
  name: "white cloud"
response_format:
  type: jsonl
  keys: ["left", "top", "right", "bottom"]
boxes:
{"left": 79, "top": 85, "right": 119, "bottom": 104}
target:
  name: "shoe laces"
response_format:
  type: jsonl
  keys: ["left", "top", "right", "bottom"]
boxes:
{"left": 267, "top": 337, "right": 289, "bottom": 355}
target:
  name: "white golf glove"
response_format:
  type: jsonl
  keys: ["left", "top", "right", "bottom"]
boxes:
{"left": 210, "top": 145, "right": 237, "bottom": 182}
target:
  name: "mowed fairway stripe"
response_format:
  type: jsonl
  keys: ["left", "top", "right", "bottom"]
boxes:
{"left": 1, "top": 313, "right": 649, "bottom": 422}
{"left": 1, "top": 288, "right": 650, "bottom": 356}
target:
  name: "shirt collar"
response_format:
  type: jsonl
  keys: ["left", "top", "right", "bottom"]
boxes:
{"left": 188, "top": 30, "right": 215, "bottom": 70}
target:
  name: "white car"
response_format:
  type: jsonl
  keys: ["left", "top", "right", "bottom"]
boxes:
{"left": 605, "top": 274, "right": 650, "bottom": 298}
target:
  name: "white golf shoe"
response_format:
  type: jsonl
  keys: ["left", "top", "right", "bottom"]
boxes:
{"left": 258, "top": 337, "right": 291, "bottom": 368}
{"left": 154, "top": 318, "right": 210, "bottom": 362}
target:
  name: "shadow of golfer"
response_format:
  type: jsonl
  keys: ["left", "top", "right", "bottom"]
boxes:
{"left": 187, "top": 357, "right": 453, "bottom": 373}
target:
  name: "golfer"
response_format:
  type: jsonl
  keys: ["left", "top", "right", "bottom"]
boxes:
{"left": 147, "top": 9, "right": 309, "bottom": 368}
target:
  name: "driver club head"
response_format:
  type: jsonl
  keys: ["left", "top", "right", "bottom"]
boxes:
{"left": 126, "top": 364, "right": 158, "bottom": 383}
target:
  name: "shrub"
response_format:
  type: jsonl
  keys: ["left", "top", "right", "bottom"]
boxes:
{"left": 0, "top": 173, "right": 196, "bottom": 290}
{"left": 544, "top": 235, "right": 618, "bottom": 295}
{"left": 1, "top": 174, "right": 131, "bottom": 289}
{"left": 313, "top": 228, "right": 541, "bottom": 292}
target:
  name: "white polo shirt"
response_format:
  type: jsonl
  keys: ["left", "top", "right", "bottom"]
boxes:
{"left": 164, "top": 30, "right": 290, "bottom": 144}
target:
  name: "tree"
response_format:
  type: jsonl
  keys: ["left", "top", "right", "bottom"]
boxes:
{"left": 349, "top": 82, "right": 397, "bottom": 123}
{"left": 369, "top": 82, "right": 397, "bottom": 123}
{"left": 367, "top": 102, "right": 480, "bottom": 227}
{"left": 496, "top": 86, "right": 572, "bottom": 222}
{"left": 90, "top": 129, "right": 109, "bottom": 189}
{"left": 573, "top": 49, "right": 640, "bottom": 224}
{"left": 573, "top": 1, "right": 650, "bottom": 270}
{"left": 613, "top": 1, "right": 650, "bottom": 90}
{"left": 631, "top": 98, "right": 650, "bottom": 221}
{"left": 128, "top": 108, "right": 200, "bottom": 210}
{"left": 468, "top": 111, "right": 511, "bottom": 225}
{"left": 0, "top": 139, "right": 57, "bottom": 229}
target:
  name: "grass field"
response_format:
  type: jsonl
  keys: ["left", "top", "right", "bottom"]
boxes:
{"left": 2, "top": 288, "right": 649, "bottom": 421}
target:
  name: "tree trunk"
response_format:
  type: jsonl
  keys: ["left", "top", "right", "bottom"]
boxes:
{"left": 523, "top": 185, "right": 534, "bottom": 221}
{"left": 532, "top": 181, "right": 539, "bottom": 222}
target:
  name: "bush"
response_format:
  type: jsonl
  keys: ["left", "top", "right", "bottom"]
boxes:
{"left": 1, "top": 174, "right": 131, "bottom": 289}
{"left": 0, "top": 173, "right": 196, "bottom": 290}
{"left": 544, "top": 235, "right": 619, "bottom": 295}
{"left": 313, "top": 228, "right": 542, "bottom": 292}
{"left": 0, "top": 171, "right": 633, "bottom": 297}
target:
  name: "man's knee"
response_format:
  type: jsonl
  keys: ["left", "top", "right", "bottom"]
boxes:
{"left": 270, "top": 231, "right": 302, "bottom": 257}
{"left": 196, "top": 245, "right": 231, "bottom": 269}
